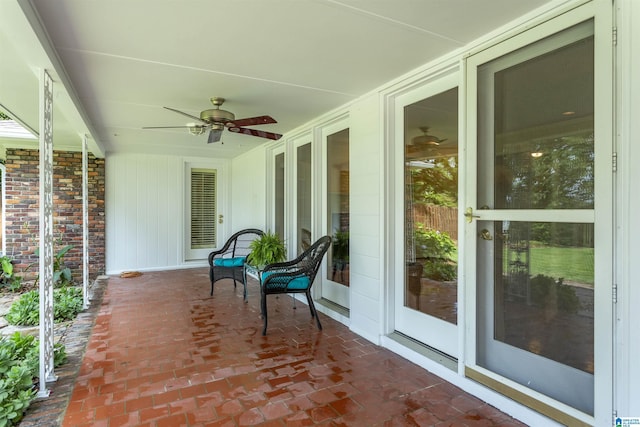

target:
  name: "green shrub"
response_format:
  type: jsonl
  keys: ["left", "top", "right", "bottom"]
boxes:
{"left": 530, "top": 274, "right": 581, "bottom": 313}
{"left": 413, "top": 225, "right": 457, "bottom": 281}
{"left": 422, "top": 259, "right": 457, "bottom": 282}
{"left": 0, "top": 333, "right": 67, "bottom": 426}
{"left": 5, "top": 286, "right": 84, "bottom": 326}
{"left": 413, "top": 224, "right": 456, "bottom": 260}
{"left": 4, "top": 292, "right": 38, "bottom": 326}
{"left": 53, "top": 287, "right": 84, "bottom": 322}
{"left": 0, "top": 366, "right": 35, "bottom": 427}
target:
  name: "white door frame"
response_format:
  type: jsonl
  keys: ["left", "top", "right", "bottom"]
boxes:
{"left": 392, "top": 72, "right": 460, "bottom": 358}
{"left": 292, "top": 133, "right": 314, "bottom": 258}
{"left": 264, "top": 142, "right": 286, "bottom": 238}
{"left": 183, "top": 158, "right": 228, "bottom": 261}
{"left": 319, "top": 116, "right": 350, "bottom": 308}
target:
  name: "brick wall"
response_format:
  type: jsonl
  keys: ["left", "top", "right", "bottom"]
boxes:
{"left": 3, "top": 148, "right": 105, "bottom": 282}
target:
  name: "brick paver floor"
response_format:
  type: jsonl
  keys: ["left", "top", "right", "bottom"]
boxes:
{"left": 30, "top": 268, "right": 527, "bottom": 426}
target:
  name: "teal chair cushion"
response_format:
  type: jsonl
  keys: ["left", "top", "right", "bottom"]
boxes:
{"left": 262, "top": 272, "right": 310, "bottom": 290}
{"left": 213, "top": 257, "right": 246, "bottom": 267}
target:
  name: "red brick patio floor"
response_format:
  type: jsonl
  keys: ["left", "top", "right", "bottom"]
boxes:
{"left": 58, "top": 268, "right": 527, "bottom": 427}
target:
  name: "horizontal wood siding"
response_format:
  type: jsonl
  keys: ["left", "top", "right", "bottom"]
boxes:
{"left": 106, "top": 153, "right": 181, "bottom": 273}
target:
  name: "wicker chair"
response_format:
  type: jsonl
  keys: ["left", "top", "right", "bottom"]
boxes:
{"left": 260, "top": 235, "right": 332, "bottom": 335}
{"left": 208, "top": 228, "right": 264, "bottom": 300}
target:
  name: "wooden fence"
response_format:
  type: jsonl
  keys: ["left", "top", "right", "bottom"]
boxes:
{"left": 412, "top": 205, "right": 458, "bottom": 241}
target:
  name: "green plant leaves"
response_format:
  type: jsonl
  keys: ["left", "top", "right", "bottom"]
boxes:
{"left": 247, "top": 232, "right": 287, "bottom": 268}
{"left": 0, "top": 332, "right": 66, "bottom": 426}
{"left": 31, "top": 244, "right": 75, "bottom": 287}
{"left": 0, "top": 256, "right": 22, "bottom": 292}
{"left": 53, "top": 287, "right": 83, "bottom": 322}
{"left": 5, "top": 286, "right": 84, "bottom": 326}
{"left": 0, "top": 258, "right": 13, "bottom": 277}
{"left": 413, "top": 225, "right": 457, "bottom": 281}
{"left": 4, "top": 292, "right": 38, "bottom": 326}
{"left": 414, "top": 225, "right": 456, "bottom": 260}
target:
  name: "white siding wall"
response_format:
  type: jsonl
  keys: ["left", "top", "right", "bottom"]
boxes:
{"left": 230, "top": 147, "right": 267, "bottom": 231}
{"left": 348, "top": 93, "right": 383, "bottom": 342}
{"left": 106, "top": 152, "right": 228, "bottom": 273}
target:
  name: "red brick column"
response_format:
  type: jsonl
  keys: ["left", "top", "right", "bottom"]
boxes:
{"left": 3, "top": 148, "right": 105, "bottom": 282}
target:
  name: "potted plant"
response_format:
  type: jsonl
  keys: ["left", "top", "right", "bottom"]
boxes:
{"left": 332, "top": 230, "right": 349, "bottom": 262}
{"left": 246, "top": 231, "right": 287, "bottom": 269}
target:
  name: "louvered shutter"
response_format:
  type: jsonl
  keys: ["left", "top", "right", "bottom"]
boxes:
{"left": 190, "top": 168, "right": 216, "bottom": 249}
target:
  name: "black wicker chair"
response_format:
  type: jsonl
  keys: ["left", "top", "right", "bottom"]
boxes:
{"left": 208, "top": 228, "right": 264, "bottom": 300}
{"left": 260, "top": 235, "right": 332, "bottom": 335}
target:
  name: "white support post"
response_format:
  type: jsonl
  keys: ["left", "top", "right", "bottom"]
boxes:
{"left": 38, "top": 69, "right": 56, "bottom": 397}
{"left": 82, "top": 136, "right": 89, "bottom": 309}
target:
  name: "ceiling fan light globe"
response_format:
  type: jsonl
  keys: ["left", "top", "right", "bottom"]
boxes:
{"left": 188, "top": 126, "right": 205, "bottom": 135}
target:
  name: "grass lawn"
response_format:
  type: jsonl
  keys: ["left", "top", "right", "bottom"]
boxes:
{"left": 528, "top": 246, "right": 594, "bottom": 286}
{"left": 424, "top": 243, "right": 593, "bottom": 286}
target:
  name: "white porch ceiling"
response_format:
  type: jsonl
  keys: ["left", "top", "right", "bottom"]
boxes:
{"left": 1, "top": 0, "right": 555, "bottom": 159}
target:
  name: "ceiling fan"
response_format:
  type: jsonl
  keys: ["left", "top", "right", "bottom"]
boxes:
{"left": 143, "top": 97, "right": 282, "bottom": 144}
{"left": 406, "top": 126, "right": 457, "bottom": 159}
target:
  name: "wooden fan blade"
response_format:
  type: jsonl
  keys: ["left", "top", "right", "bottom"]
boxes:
{"left": 405, "top": 144, "right": 458, "bottom": 160}
{"left": 226, "top": 115, "right": 277, "bottom": 127}
{"left": 164, "top": 106, "right": 207, "bottom": 123}
{"left": 227, "top": 127, "right": 282, "bottom": 140}
{"left": 207, "top": 129, "right": 223, "bottom": 144}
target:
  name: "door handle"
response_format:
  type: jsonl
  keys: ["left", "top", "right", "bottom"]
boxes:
{"left": 480, "top": 229, "right": 493, "bottom": 240}
{"left": 464, "top": 207, "right": 480, "bottom": 223}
